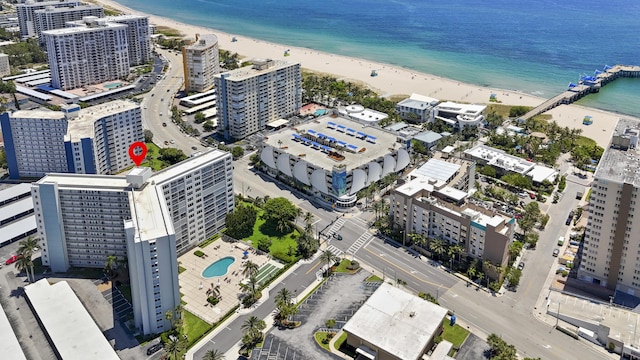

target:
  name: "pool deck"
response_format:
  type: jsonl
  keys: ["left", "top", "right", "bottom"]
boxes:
{"left": 178, "top": 240, "right": 271, "bottom": 324}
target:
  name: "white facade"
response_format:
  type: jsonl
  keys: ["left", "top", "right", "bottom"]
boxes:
{"left": 396, "top": 93, "right": 439, "bottom": 123}
{"left": 30, "top": 151, "right": 233, "bottom": 334}
{"left": 34, "top": 4, "right": 104, "bottom": 44}
{"left": 152, "top": 150, "right": 235, "bottom": 253}
{"left": 43, "top": 17, "right": 129, "bottom": 90}
{"left": 16, "top": 0, "right": 82, "bottom": 39}
{"left": 0, "top": 53, "right": 10, "bottom": 77}
{"left": 435, "top": 101, "right": 486, "bottom": 128}
{"left": 0, "top": 100, "right": 143, "bottom": 179}
{"left": 579, "top": 119, "right": 640, "bottom": 295}
{"left": 215, "top": 59, "right": 302, "bottom": 140}
{"left": 182, "top": 34, "right": 220, "bottom": 92}
{"left": 106, "top": 15, "right": 152, "bottom": 66}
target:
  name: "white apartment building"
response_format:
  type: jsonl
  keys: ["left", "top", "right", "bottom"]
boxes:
{"left": 579, "top": 118, "right": 640, "bottom": 295}
{"left": 152, "top": 150, "right": 234, "bottom": 252}
{"left": 182, "top": 33, "right": 220, "bottom": 92}
{"left": 396, "top": 93, "right": 439, "bottom": 123}
{"left": 0, "top": 53, "right": 10, "bottom": 78}
{"left": 43, "top": 17, "right": 129, "bottom": 90}
{"left": 0, "top": 100, "right": 143, "bottom": 179}
{"left": 106, "top": 15, "right": 152, "bottom": 66}
{"left": 214, "top": 59, "right": 302, "bottom": 140}
{"left": 31, "top": 150, "right": 234, "bottom": 333}
{"left": 16, "top": 0, "right": 82, "bottom": 39}
{"left": 33, "top": 4, "right": 104, "bottom": 44}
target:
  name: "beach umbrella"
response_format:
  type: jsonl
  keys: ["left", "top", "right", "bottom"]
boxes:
{"left": 243, "top": 251, "right": 249, "bottom": 257}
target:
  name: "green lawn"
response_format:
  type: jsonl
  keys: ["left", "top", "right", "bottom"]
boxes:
{"left": 178, "top": 265, "right": 186, "bottom": 274}
{"left": 334, "top": 259, "right": 358, "bottom": 274}
{"left": 314, "top": 332, "right": 333, "bottom": 351}
{"left": 140, "top": 142, "right": 167, "bottom": 170}
{"left": 240, "top": 202, "right": 300, "bottom": 263}
{"left": 441, "top": 322, "right": 469, "bottom": 348}
{"left": 182, "top": 311, "right": 211, "bottom": 347}
{"left": 365, "top": 275, "right": 383, "bottom": 282}
{"left": 334, "top": 332, "right": 347, "bottom": 350}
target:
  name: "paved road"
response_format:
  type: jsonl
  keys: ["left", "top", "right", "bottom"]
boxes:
{"left": 193, "top": 259, "right": 323, "bottom": 358}
{"left": 140, "top": 48, "right": 201, "bottom": 154}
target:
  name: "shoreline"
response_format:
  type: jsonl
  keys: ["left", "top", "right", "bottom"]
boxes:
{"left": 95, "top": 0, "right": 636, "bottom": 148}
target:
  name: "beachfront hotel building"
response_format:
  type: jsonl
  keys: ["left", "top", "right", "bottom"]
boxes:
{"left": 33, "top": 3, "right": 104, "bottom": 44}
{"left": 435, "top": 101, "right": 486, "bottom": 128}
{"left": 182, "top": 33, "right": 221, "bottom": 92}
{"left": 390, "top": 175, "right": 514, "bottom": 268}
{"left": 214, "top": 59, "right": 302, "bottom": 140}
{"left": 31, "top": 150, "right": 234, "bottom": 333}
{"left": 105, "top": 14, "right": 152, "bottom": 66}
{"left": 259, "top": 114, "right": 409, "bottom": 209}
{"left": 16, "top": 0, "right": 82, "bottom": 39}
{"left": 578, "top": 118, "right": 640, "bottom": 296}
{"left": 396, "top": 93, "right": 439, "bottom": 123}
{"left": 43, "top": 17, "right": 129, "bottom": 90}
{"left": 0, "top": 100, "right": 143, "bottom": 179}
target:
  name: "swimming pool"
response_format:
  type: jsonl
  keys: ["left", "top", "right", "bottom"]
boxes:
{"left": 202, "top": 256, "right": 235, "bottom": 278}
{"left": 104, "top": 82, "right": 122, "bottom": 89}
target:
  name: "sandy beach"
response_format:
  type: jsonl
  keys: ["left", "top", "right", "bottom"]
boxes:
{"left": 95, "top": 0, "right": 631, "bottom": 147}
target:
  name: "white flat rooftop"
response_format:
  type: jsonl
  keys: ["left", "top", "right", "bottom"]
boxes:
{"left": 0, "top": 302, "right": 27, "bottom": 360}
{"left": 151, "top": 149, "right": 229, "bottom": 185}
{"left": 0, "top": 183, "right": 32, "bottom": 204}
{"left": 130, "top": 185, "right": 173, "bottom": 241}
{"left": 37, "top": 173, "right": 131, "bottom": 190}
{"left": 343, "top": 283, "right": 448, "bottom": 360}
{"left": 24, "top": 280, "right": 120, "bottom": 360}
{"left": 528, "top": 164, "right": 558, "bottom": 183}
{"left": 436, "top": 101, "right": 486, "bottom": 116}
{"left": 67, "top": 99, "right": 139, "bottom": 139}
{"left": 265, "top": 115, "right": 398, "bottom": 171}
{"left": 410, "top": 158, "right": 460, "bottom": 182}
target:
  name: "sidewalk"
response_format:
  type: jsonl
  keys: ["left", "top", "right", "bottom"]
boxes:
{"left": 185, "top": 251, "right": 322, "bottom": 360}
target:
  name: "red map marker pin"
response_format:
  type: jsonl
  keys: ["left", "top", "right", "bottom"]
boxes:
{"left": 128, "top": 142, "right": 148, "bottom": 166}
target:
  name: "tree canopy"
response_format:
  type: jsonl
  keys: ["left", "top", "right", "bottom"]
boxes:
{"left": 225, "top": 204, "right": 257, "bottom": 239}
{"left": 159, "top": 148, "right": 187, "bottom": 165}
{"left": 261, "top": 197, "right": 298, "bottom": 233}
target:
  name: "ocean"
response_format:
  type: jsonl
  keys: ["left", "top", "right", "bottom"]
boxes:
{"left": 114, "top": 0, "right": 640, "bottom": 117}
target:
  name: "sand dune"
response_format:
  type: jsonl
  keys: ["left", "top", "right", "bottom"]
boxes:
{"left": 96, "top": 0, "right": 632, "bottom": 147}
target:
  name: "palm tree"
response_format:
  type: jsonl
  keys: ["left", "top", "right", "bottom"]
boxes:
{"left": 303, "top": 211, "right": 314, "bottom": 227}
{"left": 104, "top": 254, "right": 117, "bottom": 278}
{"left": 242, "top": 261, "right": 259, "bottom": 278}
{"left": 14, "top": 255, "right": 34, "bottom": 282}
{"left": 275, "top": 288, "right": 294, "bottom": 306}
{"left": 207, "top": 284, "right": 221, "bottom": 301}
{"left": 203, "top": 349, "right": 226, "bottom": 360}
{"left": 242, "top": 316, "right": 266, "bottom": 338}
{"left": 18, "top": 236, "right": 39, "bottom": 281}
{"left": 429, "top": 238, "right": 446, "bottom": 260}
{"left": 240, "top": 275, "right": 259, "bottom": 295}
{"left": 319, "top": 250, "right": 339, "bottom": 276}
{"left": 293, "top": 207, "right": 302, "bottom": 225}
{"left": 164, "top": 336, "right": 186, "bottom": 360}
{"left": 466, "top": 266, "right": 477, "bottom": 280}
{"left": 165, "top": 309, "right": 174, "bottom": 329}
{"left": 448, "top": 244, "right": 464, "bottom": 265}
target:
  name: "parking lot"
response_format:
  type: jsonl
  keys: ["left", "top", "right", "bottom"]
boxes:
{"left": 250, "top": 272, "right": 380, "bottom": 360}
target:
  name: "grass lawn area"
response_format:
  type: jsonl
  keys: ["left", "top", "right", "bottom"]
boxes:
{"left": 441, "top": 322, "right": 469, "bottom": 348}
{"left": 182, "top": 311, "right": 211, "bottom": 347}
{"left": 178, "top": 265, "right": 186, "bottom": 274}
{"left": 334, "top": 259, "right": 358, "bottom": 274}
{"left": 67, "top": 267, "right": 104, "bottom": 279}
{"left": 156, "top": 25, "right": 182, "bottom": 37}
{"left": 314, "top": 332, "right": 333, "bottom": 351}
{"left": 333, "top": 332, "right": 347, "bottom": 350}
{"left": 240, "top": 202, "right": 300, "bottom": 263}
{"left": 140, "top": 142, "right": 167, "bottom": 171}
{"left": 198, "top": 234, "right": 220, "bottom": 248}
{"left": 365, "top": 275, "right": 383, "bottom": 282}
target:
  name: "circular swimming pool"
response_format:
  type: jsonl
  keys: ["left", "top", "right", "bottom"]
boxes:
{"left": 202, "top": 256, "right": 235, "bottom": 278}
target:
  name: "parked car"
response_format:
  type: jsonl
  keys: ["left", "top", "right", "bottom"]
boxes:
{"left": 5, "top": 255, "right": 22, "bottom": 265}
{"left": 565, "top": 215, "right": 573, "bottom": 225}
{"left": 146, "top": 343, "right": 163, "bottom": 355}
{"left": 517, "top": 262, "right": 525, "bottom": 270}
{"left": 557, "top": 236, "right": 565, "bottom": 246}
{"left": 553, "top": 249, "right": 560, "bottom": 257}
{"left": 528, "top": 192, "right": 536, "bottom": 199}
{"left": 333, "top": 233, "right": 343, "bottom": 241}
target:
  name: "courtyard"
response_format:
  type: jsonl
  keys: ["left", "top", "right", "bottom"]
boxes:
{"left": 178, "top": 240, "right": 281, "bottom": 324}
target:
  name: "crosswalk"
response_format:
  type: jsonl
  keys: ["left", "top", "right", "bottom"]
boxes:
{"left": 346, "top": 231, "right": 373, "bottom": 255}
{"left": 326, "top": 244, "right": 343, "bottom": 257}
{"left": 324, "top": 217, "right": 345, "bottom": 238}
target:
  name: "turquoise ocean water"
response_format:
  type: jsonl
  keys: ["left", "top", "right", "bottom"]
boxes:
{"left": 114, "top": 0, "right": 640, "bottom": 117}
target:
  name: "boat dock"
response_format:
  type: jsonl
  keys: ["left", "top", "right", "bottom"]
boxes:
{"left": 520, "top": 65, "right": 640, "bottom": 121}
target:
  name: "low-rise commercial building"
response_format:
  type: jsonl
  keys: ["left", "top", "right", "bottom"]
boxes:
{"left": 343, "top": 282, "right": 449, "bottom": 360}
{"left": 464, "top": 144, "right": 557, "bottom": 184}
{"left": 260, "top": 115, "right": 409, "bottom": 209}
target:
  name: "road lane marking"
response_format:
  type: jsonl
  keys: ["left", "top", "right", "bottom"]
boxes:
{"left": 305, "top": 260, "right": 322, "bottom": 275}
{"left": 364, "top": 247, "right": 451, "bottom": 288}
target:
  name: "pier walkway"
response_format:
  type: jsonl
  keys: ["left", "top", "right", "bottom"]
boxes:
{"left": 520, "top": 65, "right": 640, "bottom": 121}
